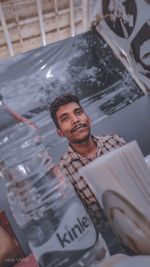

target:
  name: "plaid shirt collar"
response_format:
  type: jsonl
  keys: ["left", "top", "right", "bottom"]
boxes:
{"left": 66, "top": 135, "right": 106, "bottom": 162}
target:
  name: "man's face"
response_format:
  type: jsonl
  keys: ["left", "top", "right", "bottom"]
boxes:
{"left": 56, "top": 102, "right": 91, "bottom": 144}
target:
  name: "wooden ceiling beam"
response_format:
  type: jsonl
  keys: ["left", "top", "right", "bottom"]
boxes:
{"left": 0, "top": 0, "right": 83, "bottom": 59}
{"left": 69, "top": 0, "right": 75, "bottom": 37}
{"left": 0, "top": 2, "right": 14, "bottom": 56}
{"left": 36, "top": 0, "right": 46, "bottom": 46}
{"left": 54, "top": 0, "right": 60, "bottom": 40}
{"left": 82, "top": 0, "right": 88, "bottom": 32}
{"left": 0, "top": 6, "right": 81, "bottom": 30}
{"left": 2, "top": 0, "right": 35, "bottom": 8}
{"left": 11, "top": 0, "right": 24, "bottom": 49}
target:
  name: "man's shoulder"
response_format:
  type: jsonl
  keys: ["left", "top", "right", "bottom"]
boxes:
{"left": 59, "top": 152, "right": 69, "bottom": 165}
{"left": 58, "top": 149, "right": 72, "bottom": 169}
{"left": 95, "top": 133, "right": 126, "bottom": 146}
{"left": 96, "top": 133, "right": 125, "bottom": 141}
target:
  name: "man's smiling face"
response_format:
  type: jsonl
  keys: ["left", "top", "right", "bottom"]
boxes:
{"left": 56, "top": 102, "right": 91, "bottom": 144}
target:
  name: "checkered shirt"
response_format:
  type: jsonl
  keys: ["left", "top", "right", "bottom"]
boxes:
{"left": 58, "top": 134, "right": 126, "bottom": 232}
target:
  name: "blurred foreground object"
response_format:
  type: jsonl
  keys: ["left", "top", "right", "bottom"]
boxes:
{"left": 99, "top": 254, "right": 129, "bottom": 267}
{"left": 79, "top": 141, "right": 150, "bottom": 254}
{"left": 0, "top": 96, "right": 108, "bottom": 266}
{"left": 109, "top": 255, "right": 150, "bottom": 267}
{"left": 103, "top": 191, "right": 150, "bottom": 254}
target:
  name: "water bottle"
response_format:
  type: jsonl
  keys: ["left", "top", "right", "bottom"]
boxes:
{"left": 0, "top": 95, "right": 108, "bottom": 267}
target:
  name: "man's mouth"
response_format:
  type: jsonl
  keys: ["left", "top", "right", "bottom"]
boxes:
{"left": 71, "top": 124, "right": 88, "bottom": 133}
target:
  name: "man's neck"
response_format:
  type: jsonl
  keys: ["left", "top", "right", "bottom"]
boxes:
{"left": 70, "top": 136, "right": 97, "bottom": 158}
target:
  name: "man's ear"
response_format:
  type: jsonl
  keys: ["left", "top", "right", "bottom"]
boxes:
{"left": 57, "top": 128, "right": 64, "bottom": 137}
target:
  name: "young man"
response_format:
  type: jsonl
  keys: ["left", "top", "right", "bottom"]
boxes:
{"left": 50, "top": 94, "right": 127, "bottom": 253}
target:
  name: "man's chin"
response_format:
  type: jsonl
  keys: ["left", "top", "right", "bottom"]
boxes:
{"left": 71, "top": 133, "right": 91, "bottom": 144}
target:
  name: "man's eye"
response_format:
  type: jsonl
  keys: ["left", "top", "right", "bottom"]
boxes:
{"left": 76, "top": 110, "right": 83, "bottom": 115}
{"left": 61, "top": 116, "right": 69, "bottom": 122}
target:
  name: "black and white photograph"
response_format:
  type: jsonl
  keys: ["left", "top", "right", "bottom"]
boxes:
{"left": 131, "top": 21, "right": 150, "bottom": 78}
{"left": 102, "top": 0, "right": 137, "bottom": 38}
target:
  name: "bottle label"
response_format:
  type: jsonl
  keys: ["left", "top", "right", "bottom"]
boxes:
{"left": 30, "top": 202, "right": 98, "bottom": 266}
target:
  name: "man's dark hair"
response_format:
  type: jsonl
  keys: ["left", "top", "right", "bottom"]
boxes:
{"left": 50, "top": 94, "right": 80, "bottom": 128}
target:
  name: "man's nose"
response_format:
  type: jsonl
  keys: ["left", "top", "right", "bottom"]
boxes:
{"left": 71, "top": 114, "right": 79, "bottom": 124}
